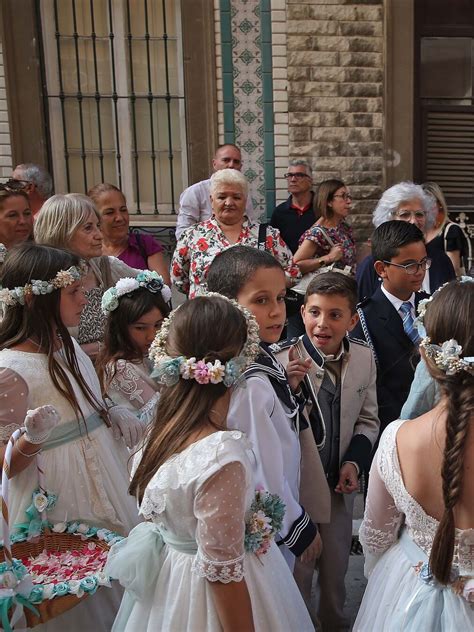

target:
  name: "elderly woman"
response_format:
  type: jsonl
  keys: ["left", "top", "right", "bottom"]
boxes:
{"left": 34, "top": 193, "right": 138, "bottom": 359}
{"left": 422, "top": 182, "right": 470, "bottom": 277}
{"left": 0, "top": 183, "right": 33, "bottom": 256}
{"left": 356, "top": 181, "right": 455, "bottom": 300}
{"left": 88, "top": 183, "right": 170, "bottom": 285}
{"left": 171, "top": 169, "right": 300, "bottom": 298}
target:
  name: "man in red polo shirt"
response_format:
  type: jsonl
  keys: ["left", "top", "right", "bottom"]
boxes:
{"left": 270, "top": 160, "right": 315, "bottom": 254}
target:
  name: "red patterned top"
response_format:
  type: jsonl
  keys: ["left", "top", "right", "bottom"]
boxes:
{"left": 299, "top": 221, "right": 356, "bottom": 273}
{"left": 172, "top": 217, "right": 300, "bottom": 298}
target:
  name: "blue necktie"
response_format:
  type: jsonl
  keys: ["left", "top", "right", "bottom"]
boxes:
{"left": 399, "top": 302, "right": 420, "bottom": 345}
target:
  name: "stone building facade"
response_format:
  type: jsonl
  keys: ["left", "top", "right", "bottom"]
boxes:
{"left": 0, "top": 0, "right": 472, "bottom": 255}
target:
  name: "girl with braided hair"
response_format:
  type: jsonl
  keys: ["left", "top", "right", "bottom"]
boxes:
{"left": 354, "top": 278, "right": 474, "bottom": 631}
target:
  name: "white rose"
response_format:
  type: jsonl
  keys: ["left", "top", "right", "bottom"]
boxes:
{"left": 33, "top": 493, "right": 48, "bottom": 513}
{"left": 52, "top": 522, "right": 67, "bottom": 533}
{"left": 1, "top": 571, "right": 18, "bottom": 589}
{"left": 96, "top": 571, "right": 111, "bottom": 587}
{"left": 77, "top": 523, "right": 90, "bottom": 535}
{"left": 43, "top": 583, "right": 55, "bottom": 600}
{"left": 161, "top": 285, "right": 172, "bottom": 303}
{"left": 115, "top": 278, "right": 139, "bottom": 296}
{"left": 68, "top": 580, "right": 84, "bottom": 597}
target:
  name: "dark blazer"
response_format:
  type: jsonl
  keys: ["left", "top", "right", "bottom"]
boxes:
{"left": 350, "top": 286, "right": 429, "bottom": 432}
{"left": 356, "top": 240, "right": 455, "bottom": 302}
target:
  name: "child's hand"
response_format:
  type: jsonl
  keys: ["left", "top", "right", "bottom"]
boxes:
{"left": 300, "top": 532, "right": 323, "bottom": 564}
{"left": 335, "top": 462, "right": 359, "bottom": 494}
{"left": 287, "top": 345, "right": 311, "bottom": 392}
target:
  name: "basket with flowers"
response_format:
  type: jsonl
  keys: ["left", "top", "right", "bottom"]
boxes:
{"left": 0, "top": 429, "right": 123, "bottom": 630}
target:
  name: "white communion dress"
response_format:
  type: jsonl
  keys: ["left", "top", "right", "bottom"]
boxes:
{"left": 0, "top": 342, "right": 140, "bottom": 631}
{"left": 105, "top": 430, "right": 315, "bottom": 631}
{"left": 354, "top": 420, "right": 474, "bottom": 632}
{"left": 104, "top": 358, "right": 160, "bottom": 425}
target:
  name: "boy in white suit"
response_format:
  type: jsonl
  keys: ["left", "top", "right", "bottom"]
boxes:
{"left": 280, "top": 272, "right": 379, "bottom": 630}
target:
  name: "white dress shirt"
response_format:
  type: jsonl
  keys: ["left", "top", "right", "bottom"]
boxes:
{"left": 381, "top": 285, "right": 416, "bottom": 319}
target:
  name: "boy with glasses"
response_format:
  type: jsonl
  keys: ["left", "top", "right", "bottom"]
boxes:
{"left": 350, "top": 221, "right": 430, "bottom": 432}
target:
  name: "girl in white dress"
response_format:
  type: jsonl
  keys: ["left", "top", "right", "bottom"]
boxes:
{"left": 0, "top": 243, "right": 143, "bottom": 631}
{"left": 97, "top": 271, "right": 171, "bottom": 425}
{"left": 354, "top": 278, "right": 474, "bottom": 631}
{"left": 105, "top": 295, "right": 315, "bottom": 631}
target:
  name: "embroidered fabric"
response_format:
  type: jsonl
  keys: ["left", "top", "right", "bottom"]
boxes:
{"left": 360, "top": 419, "right": 474, "bottom": 573}
{"left": 106, "top": 359, "right": 159, "bottom": 421}
{"left": 136, "top": 432, "right": 251, "bottom": 584}
{"left": 139, "top": 430, "right": 247, "bottom": 519}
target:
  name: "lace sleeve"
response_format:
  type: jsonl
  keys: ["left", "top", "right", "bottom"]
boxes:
{"left": 359, "top": 428, "right": 404, "bottom": 575}
{"left": 192, "top": 461, "right": 247, "bottom": 584}
{"left": 0, "top": 368, "right": 29, "bottom": 443}
{"left": 107, "top": 360, "right": 158, "bottom": 410}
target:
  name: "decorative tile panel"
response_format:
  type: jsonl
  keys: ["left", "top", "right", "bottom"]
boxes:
{"left": 218, "top": 0, "right": 275, "bottom": 219}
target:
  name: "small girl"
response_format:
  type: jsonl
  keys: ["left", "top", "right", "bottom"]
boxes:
{"left": 105, "top": 295, "right": 314, "bottom": 631}
{"left": 0, "top": 242, "right": 143, "bottom": 631}
{"left": 97, "top": 271, "right": 171, "bottom": 425}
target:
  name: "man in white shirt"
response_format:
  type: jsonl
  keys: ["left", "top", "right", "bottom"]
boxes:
{"left": 175, "top": 144, "right": 255, "bottom": 238}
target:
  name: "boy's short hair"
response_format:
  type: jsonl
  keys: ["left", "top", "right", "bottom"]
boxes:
{"left": 305, "top": 272, "right": 358, "bottom": 313}
{"left": 371, "top": 220, "right": 424, "bottom": 263}
{"left": 207, "top": 245, "right": 283, "bottom": 299}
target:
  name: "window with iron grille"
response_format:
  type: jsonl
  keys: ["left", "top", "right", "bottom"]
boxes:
{"left": 39, "top": 0, "right": 187, "bottom": 223}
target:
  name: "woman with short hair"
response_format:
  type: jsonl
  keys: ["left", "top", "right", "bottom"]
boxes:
{"left": 171, "top": 169, "right": 299, "bottom": 298}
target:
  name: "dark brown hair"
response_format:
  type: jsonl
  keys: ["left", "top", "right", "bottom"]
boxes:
{"left": 96, "top": 287, "right": 170, "bottom": 391}
{"left": 304, "top": 271, "right": 358, "bottom": 313}
{"left": 130, "top": 296, "right": 248, "bottom": 502}
{"left": 425, "top": 280, "right": 474, "bottom": 583}
{"left": 0, "top": 242, "right": 105, "bottom": 420}
{"left": 0, "top": 189, "right": 29, "bottom": 212}
{"left": 316, "top": 179, "right": 346, "bottom": 220}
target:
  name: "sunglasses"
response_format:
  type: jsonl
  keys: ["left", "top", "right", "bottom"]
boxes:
{"left": 0, "top": 179, "right": 30, "bottom": 192}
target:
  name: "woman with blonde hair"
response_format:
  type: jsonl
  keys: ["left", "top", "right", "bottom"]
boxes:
{"left": 35, "top": 193, "right": 139, "bottom": 360}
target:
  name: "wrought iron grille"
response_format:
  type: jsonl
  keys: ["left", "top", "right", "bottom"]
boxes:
{"left": 39, "top": 0, "right": 187, "bottom": 220}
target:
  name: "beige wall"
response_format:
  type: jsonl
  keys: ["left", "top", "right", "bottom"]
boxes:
{"left": 0, "top": 36, "right": 12, "bottom": 179}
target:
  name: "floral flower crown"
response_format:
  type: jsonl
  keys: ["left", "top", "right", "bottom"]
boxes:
{"left": 0, "top": 243, "right": 6, "bottom": 264}
{"left": 415, "top": 276, "right": 474, "bottom": 376}
{"left": 101, "top": 271, "right": 172, "bottom": 315}
{"left": 149, "top": 291, "right": 261, "bottom": 387}
{"left": 0, "top": 262, "right": 87, "bottom": 307}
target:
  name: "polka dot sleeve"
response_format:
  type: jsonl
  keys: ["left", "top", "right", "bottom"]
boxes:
{"left": 0, "top": 368, "right": 29, "bottom": 443}
{"left": 192, "top": 461, "right": 247, "bottom": 583}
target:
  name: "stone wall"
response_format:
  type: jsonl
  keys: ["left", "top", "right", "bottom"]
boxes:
{"left": 287, "top": 0, "right": 384, "bottom": 241}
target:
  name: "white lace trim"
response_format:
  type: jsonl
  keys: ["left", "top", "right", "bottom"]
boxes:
{"left": 192, "top": 551, "right": 244, "bottom": 583}
{"left": 364, "top": 419, "right": 474, "bottom": 570}
{"left": 109, "top": 360, "right": 146, "bottom": 405}
{"left": 140, "top": 431, "right": 249, "bottom": 519}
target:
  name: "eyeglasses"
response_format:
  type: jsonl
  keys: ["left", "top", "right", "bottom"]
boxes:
{"left": 284, "top": 172, "right": 310, "bottom": 180}
{"left": 382, "top": 257, "right": 432, "bottom": 275}
{"left": 332, "top": 193, "right": 352, "bottom": 201}
{"left": 393, "top": 210, "right": 426, "bottom": 221}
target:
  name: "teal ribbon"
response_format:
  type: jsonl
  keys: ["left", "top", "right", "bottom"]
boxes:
{"left": 0, "top": 592, "right": 39, "bottom": 632}
{"left": 41, "top": 411, "right": 104, "bottom": 451}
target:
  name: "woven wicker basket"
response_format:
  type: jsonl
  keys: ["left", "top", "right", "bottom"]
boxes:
{"left": 0, "top": 428, "right": 118, "bottom": 628}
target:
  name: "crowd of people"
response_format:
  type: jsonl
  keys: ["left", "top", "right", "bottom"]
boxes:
{"left": 0, "top": 150, "right": 472, "bottom": 632}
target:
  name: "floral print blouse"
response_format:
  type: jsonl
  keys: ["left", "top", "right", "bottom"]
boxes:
{"left": 172, "top": 216, "right": 300, "bottom": 297}
{"left": 299, "top": 221, "right": 356, "bottom": 274}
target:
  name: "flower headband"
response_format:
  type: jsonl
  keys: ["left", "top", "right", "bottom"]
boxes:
{"left": 420, "top": 338, "right": 474, "bottom": 376}
{"left": 101, "top": 271, "right": 172, "bottom": 315}
{"left": 0, "top": 243, "right": 6, "bottom": 264}
{"left": 415, "top": 276, "right": 474, "bottom": 376}
{"left": 149, "top": 292, "right": 261, "bottom": 387}
{"left": 0, "top": 262, "right": 87, "bottom": 307}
